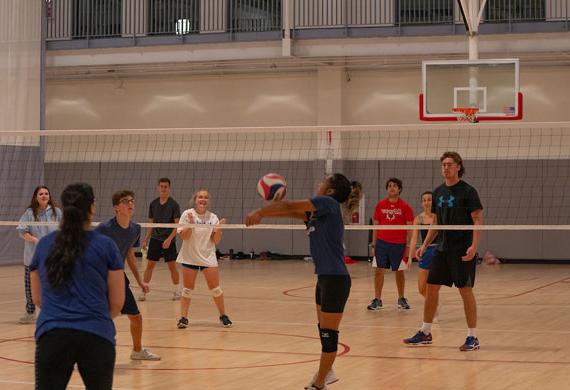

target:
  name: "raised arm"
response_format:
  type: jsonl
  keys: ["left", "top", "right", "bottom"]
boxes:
{"left": 245, "top": 200, "right": 316, "bottom": 226}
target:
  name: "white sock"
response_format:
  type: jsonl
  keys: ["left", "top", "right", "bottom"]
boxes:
{"left": 468, "top": 328, "right": 477, "bottom": 337}
{"left": 420, "top": 322, "right": 432, "bottom": 334}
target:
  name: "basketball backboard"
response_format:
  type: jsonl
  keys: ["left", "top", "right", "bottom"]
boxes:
{"left": 420, "top": 59, "right": 522, "bottom": 121}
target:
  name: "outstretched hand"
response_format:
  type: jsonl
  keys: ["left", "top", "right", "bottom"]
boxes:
{"left": 245, "top": 210, "right": 262, "bottom": 226}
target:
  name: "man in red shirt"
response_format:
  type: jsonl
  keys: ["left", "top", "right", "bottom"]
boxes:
{"left": 368, "top": 178, "right": 414, "bottom": 311}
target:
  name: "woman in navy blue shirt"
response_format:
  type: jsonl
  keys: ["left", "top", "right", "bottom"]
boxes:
{"left": 246, "top": 173, "right": 361, "bottom": 390}
{"left": 30, "top": 183, "right": 125, "bottom": 390}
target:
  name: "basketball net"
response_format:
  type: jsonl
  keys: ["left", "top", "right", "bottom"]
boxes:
{"left": 453, "top": 107, "right": 480, "bottom": 123}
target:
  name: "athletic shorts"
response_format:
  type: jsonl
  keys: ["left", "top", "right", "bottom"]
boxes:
{"left": 147, "top": 238, "right": 177, "bottom": 262}
{"left": 181, "top": 263, "right": 209, "bottom": 271}
{"left": 418, "top": 245, "right": 437, "bottom": 270}
{"left": 374, "top": 240, "right": 406, "bottom": 271}
{"left": 427, "top": 247, "right": 477, "bottom": 288}
{"left": 315, "top": 274, "right": 351, "bottom": 313}
{"left": 121, "top": 274, "right": 140, "bottom": 316}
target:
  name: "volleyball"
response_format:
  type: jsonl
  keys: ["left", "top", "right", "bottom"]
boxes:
{"left": 257, "top": 173, "right": 287, "bottom": 201}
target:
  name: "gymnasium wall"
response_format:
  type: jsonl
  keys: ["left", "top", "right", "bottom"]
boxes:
{"left": 0, "top": 0, "right": 42, "bottom": 264}
{"left": 46, "top": 65, "right": 570, "bottom": 129}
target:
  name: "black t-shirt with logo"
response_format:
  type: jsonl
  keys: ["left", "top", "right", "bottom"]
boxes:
{"left": 432, "top": 180, "right": 483, "bottom": 252}
{"left": 148, "top": 197, "right": 181, "bottom": 241}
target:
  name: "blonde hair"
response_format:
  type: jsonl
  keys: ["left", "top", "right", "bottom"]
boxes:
{"left": 191, "top": 189, "right": 210, "bottom": 206}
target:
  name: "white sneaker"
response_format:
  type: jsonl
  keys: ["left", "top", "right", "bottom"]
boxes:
{"left": 130, "top": 348, "right": 161, "bottom": 361}
{"left": 172, "top": 290, "right": 181, "bottom": 301}
{"left": 18, "top": 313, "right": 36, "bottom": 324}
{"left": 305, "top": 369, "right": 338, "bottom": 389}
{"left": 138, "top": 293, "right": 146, "bottom": 301}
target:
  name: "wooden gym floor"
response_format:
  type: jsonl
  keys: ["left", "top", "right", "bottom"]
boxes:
{"left": 0, "top": 260, "right": 567, "bottom": 389}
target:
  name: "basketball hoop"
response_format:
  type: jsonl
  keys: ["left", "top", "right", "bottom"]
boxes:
{"left": 453, "top": 107, "right": 480, "bottom": 123}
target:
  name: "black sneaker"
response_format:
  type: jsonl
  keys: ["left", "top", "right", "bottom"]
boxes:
{"left": 397, "top": 297, "right": 411, "bottom": 310}
{"left": 219, "top": 314, "right": 232, "bottom": 328}
{"left": 177, "top": 317, "right": 189, "bottom": 329}
{"left": 367, "top": 298, "right": 383, "bottom": 311}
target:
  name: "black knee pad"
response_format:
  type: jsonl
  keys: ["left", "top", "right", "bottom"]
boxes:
{"left": 319, "top": 328, "right": 339, "bottom": 353}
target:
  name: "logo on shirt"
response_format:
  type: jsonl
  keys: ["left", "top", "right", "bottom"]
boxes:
{"left": 438, "top": 195, "right": 455, "bottom": 208}
{"left": 382, "top": 208, "right": 402, "bottom": 221}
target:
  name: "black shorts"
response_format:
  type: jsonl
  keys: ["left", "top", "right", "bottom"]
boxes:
{"left": 121, "top": 275, "right": 140, "bottom": 316}
{"left": 181, "top": 263, "right": 209, "bottom": 271}
{"left": 315, "top": 274, "right": 351, "bottom": 313}
{"left": 147, "top": 238, "right": 177, "bottom": 262}
{"left": 427, "top": 247, "right": 477, "bottom": 288}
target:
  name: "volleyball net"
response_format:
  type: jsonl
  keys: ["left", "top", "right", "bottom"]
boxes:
{"left": 1, "top": 122, "right": 570, "bottom": 262}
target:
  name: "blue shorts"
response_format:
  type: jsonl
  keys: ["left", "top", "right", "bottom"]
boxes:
{"left": 181, "top": 263, "right": 209, "bottom": 271}
{"left": 121, "top": 275, "right": 140, "bottom": 316}
{"left": 375, "top": 240, "right": 406, "bottom": 271}
{"left": 419, "top": 245, "right": 437, "bottom": 270}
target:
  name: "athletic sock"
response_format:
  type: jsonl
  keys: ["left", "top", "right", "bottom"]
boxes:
{"left": 468, "top": 328, "right": 477, "bottom": 338}
{"left": 420, "top": 322, "right": 433, "bottom": 334}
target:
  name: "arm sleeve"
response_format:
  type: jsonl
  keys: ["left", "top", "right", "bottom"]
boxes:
{"left": 29, "top": 237, "right": 46, "bottom": 271}
{"left": 17, "top": 209, "right": 32, "bottom": 234}
{"left": 173, "top": 201, "right": 181, "bottom": 219}
{"left": 177, "top": 210, "right": 189, "bottom": 234}
{"left": 310, "top": 196, "right": 336, "bottom": 216}
{"left": 106, "top": 240, "right": 125, "bottom": 271}
{"left": 466, "top": 187, "right": 483, "bottom": 213}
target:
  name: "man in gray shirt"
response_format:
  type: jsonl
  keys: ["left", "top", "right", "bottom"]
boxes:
{"left": 140, "top": 178, "right": 181, "bottom": 301}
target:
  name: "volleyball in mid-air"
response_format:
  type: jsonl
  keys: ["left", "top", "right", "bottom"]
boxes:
{"left": 257, "top": 173, "right": 287, "bottom": 201}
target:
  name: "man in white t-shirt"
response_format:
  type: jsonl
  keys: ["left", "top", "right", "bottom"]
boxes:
{"left": 175, "top": 190, "right": 232, "bottom": 328}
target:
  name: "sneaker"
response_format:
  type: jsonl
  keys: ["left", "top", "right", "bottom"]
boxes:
{"left": 367, "top": 298, "right": 383, "bottom": 311}
{"left": 18, "top": 313, "right": 36, "bottom": 324}
{"left": 172, "top": 290, "right": 181, "bottom": 301}
{"left": 138, "top": 293, "right": 146, "bottom": 302}
{"left": 403, "top": 331, "right": 432, "bottom": 346}
{"left": 397, "top": 297, "right": 411, "bottom": 310}
{"left": 219, "top": 314, "right": 232, "bottom": 328}
{"left": 459, "top": 336, "right": 480, "bottom": 351}
{"left": 130, "top": 348, "right": 161, "bottom": 361}
{"left": 177, "top": 317, "right": 189, "bottom": 329}
{"left": 305, "top": 369, "right": 339, "bottom": 389}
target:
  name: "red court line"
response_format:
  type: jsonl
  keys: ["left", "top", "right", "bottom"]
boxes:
{"left": 493, "top": 276, "right": 570, "bottom": 300}
{"left": 0, "top": 331, "right": 350, "bottom": 371}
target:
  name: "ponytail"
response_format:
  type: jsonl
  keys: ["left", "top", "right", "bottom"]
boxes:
{"left": 45, "top": 183, "right": 94, "bottom": 289}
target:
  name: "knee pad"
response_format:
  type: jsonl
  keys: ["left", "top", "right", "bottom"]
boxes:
{"left": 210, "top": 286, "right": 223, "bottom": 297}
{"left": 319, "top": 328, "right": 339, "bottom": 353}
{"left": 182, "top": 288, "right": 193, "bottom": 298}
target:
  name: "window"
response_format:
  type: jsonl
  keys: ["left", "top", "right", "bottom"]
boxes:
{"left": 73, "top": 0, "right": 122, "bottom": 38}
{"left": 149, "top": 0, "right": 199, "bottom": 35}
{"left": 232, "top": 0, "right": 282, "bottom": 32}
{"left": 398, "top": 0, "right": 454, "bottom": 25}
{"left": 486, "top": 0, "right": 545, "bottom": 22}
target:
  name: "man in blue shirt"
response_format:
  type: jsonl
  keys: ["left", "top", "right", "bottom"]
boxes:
{"left": 96, "top": 190, "right": 160, "bottom": 361}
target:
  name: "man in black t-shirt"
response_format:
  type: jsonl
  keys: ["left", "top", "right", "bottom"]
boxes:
{"left": 140, "top": 178, "right": 181, "bottom": 301}
{"left": 404, "top": 151, "right": 483, "bottom": 352}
